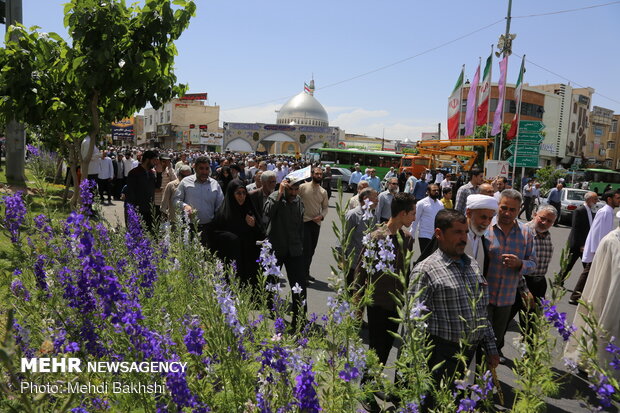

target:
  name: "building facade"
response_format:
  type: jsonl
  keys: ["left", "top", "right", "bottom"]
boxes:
{"left": 143, "top": 97, "right": 222, "bottom": 150}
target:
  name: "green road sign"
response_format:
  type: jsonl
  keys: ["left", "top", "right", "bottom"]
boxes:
{"left": 518, "top": 120, "right": 545, "bottom": 133}
{"left": 507, "top": 155, "right": 539, "bottom": 168}
{"left": 516, "top": 133, "right": 544, "bottom": 144}
{"left": 505, "top": 144, "right": 540, "bottom": 156}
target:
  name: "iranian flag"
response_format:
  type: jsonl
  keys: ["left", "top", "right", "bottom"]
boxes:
{"left": 476, "top": 53, "right": 493, "bottom": 126}
{"left": 507, "top": 56, "right": 526, "bottom": 139}
{"left": 447, "top": 65, "right": 464, "bottom": 139}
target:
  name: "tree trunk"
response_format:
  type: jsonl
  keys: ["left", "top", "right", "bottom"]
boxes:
{"left": 5, "top": 120, "right": 26, "bottom": 185}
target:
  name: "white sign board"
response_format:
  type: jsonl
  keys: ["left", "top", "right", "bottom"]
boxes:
{"left": 485, "top": 160, "right": 510, "bottom": 179}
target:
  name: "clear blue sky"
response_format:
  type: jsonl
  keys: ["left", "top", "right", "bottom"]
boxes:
{"left": 23, "top": 0, "right": 620, "bottom": 141}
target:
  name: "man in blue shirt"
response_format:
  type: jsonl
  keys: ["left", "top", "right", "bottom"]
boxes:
{"left": 546, "top": 183, "right": 563, "bottom": 226}
{"left": 412, "top": 178, "right": 429, "bottom": 201}
{"left": 348, "top": 164, "right": 363, "bottom": 193}
{"left": 367, "top": 169, "right": 382, "bottom": 192}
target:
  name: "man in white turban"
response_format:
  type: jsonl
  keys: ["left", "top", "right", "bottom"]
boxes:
{"left": 465, "top": 194, "right": 498, "bottom": 271}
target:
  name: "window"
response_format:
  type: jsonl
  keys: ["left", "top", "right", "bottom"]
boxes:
{"left": 160, "top": 112, "right": 163, "bottom": 123}
{"left": 149, "top": 115, "right": 153, "bottom": 125}
{"left": 166, "top": 111, "right": 171, "bottom": 122}
{"left": 612, "top": 119, "right": 618, "bottom": 133}
{"left": 573, "top": 102, "right": 577, "bottom": 114}
{"left": 571, "top": 122, "right": 576, "bottom": 133}
{"left": 607, "top": 142, "right": 615, "bottom": 149}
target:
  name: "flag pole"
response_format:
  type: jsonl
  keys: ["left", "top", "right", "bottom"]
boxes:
{"left": 511, "top": 55, "right": 525, "bottom": 185}
{"left": 459, "top": 65, "right": 465, "bottom": 139}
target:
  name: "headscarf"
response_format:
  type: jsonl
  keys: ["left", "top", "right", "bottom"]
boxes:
{"left": 218, "top": 166, "right": 233, "bottom": 193}
{"left": 215, "top": 179, "right": 260, "bottom": 234}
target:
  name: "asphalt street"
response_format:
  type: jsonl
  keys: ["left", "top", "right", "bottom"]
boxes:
{"left": 100, "top": 194, "right": 618, "bottom": 412}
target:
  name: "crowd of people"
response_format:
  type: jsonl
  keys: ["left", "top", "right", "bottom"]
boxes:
{"left": 82, "top": 144, "right": 620, "bottom": 409}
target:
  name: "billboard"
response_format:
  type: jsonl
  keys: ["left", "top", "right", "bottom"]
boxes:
{"left": 111, "top": 118, "right": 135, "bottom": 140}
{"left": 180, "top": 93, "right": 208, "bottom": 101}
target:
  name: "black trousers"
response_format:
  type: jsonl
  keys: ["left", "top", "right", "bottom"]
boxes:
{"left": 508, "top": 275, "right": 547, "bottom": 339}
{"left": 113, "top": 177, "right": 125, "bottom": 199}
{"left": 303, "top": 221, "right": 321, "bottom": 280}
{"left": 423, "top": 335, "right": 479, "bottom": 412}
{"left": 97, "top": 178, "right": 112, "bottom": 202}
{"left": 570, "top": 262, "right": 592, "bottom": 301}
{"left": 418, "top": 237, "right": 432, "bottom": 258}
{"left": 367, "top": 305, "right": 399, "bottom": 366}
{"left": 558, "top": 248, "right": 582, "bottom": 284}
{"left": 519, "top": 196, "right": 533, "bottom": 220}
{"left": 276, "top": 252, "right": 307, "bottom": 329}
{"left": 549, "top": 201, "right": 561, "bottom": 225}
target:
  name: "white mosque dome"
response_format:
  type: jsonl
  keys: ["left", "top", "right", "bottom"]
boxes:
{"left": 277, "top": 83, "right": 329, "bottom": 127}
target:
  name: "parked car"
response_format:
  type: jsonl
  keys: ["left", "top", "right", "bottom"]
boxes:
{"left": 326, "top": 166, "right": 353, "bottom": 192}
{"left": 537, "top": 188, "right": 606, "bottom": 225}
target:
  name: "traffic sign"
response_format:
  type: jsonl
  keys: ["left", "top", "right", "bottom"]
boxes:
{"left": 516, "top": 133, "right": 544, "bottom": 144}
{"left": 507, "top": 155, "right": 539, "bottom": 168}
{"left": 518, "top": 120, "right": 545, "bottom": 133}
{"left": 506, "top": 144, "right": 540, "bottom": 156}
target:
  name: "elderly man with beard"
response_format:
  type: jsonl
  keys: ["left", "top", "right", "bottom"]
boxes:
{"left": 464, "top": 194, "right": 498, "bottom": 271}
{"left": 375, "top": 177, "right": 399, "bottom": 223}
{"left": 299, "top": 167, "right": 329, "bottom": 284}
{"left": 410, "top": 183, "right": 444, "bottom": 256}
{"left": 507, "top": 205, "right": 556, "bottom": 338}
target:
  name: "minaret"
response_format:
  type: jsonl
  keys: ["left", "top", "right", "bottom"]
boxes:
{"left": 309, "top": 79, "right": 315, "bottom": 96}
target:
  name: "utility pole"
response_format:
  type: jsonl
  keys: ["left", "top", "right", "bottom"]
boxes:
{"left": 493, "top": 0, "right": 516, "bottom": 161}
{"left": 4, "top": 0, "right": 26, "bottom": 185}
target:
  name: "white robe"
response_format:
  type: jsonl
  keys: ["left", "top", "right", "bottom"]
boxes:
{"left": 565, "top": 227, "right": 620, "bottom": 379}
{"left": 581, "top": 205, "right": 615, "bottom": 263}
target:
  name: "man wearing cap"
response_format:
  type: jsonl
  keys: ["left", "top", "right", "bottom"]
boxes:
{"left": 349, "top": 164, "right": 363, "bottom": 194}
{"left": 125, "top": 149, "right": 163, "bottom": 231}
{"left": 153, "top": 155, "right": 177, "bottom": 221}
{"left": 264, "top": 177, "right": 306, "bottom": 329}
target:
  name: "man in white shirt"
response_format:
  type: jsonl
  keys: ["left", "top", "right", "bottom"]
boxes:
{"left": 97, "top": 151, "right": 114, "bottom": 204}
{"left": 440, "top": 173, "right": 452, "bottom": 189}
{"left": 424, "top": 169, "right": 433, "bottom": 183}
{"left": 404, "top": 172, "right": 418, "bottom": 194}
{"left": 570, "top": 189, "right": 620, "bottom": 303}
{"left": 122, "top": 151, "right": 135, "bottom": 178}
{"left": 493, "top": 177, "right": 507, "bottom": 202}
{"left": 410, "top": 183, "right": 444, "bottom": 255}
{"left": 434, "top": 170, "right": 444, "bottom": 185}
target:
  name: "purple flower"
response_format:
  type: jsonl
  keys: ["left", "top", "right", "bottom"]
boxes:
{"left": 125, "top": 205, "right": 158, "bottom": 294}
{"left": 26, "top": 144, "right": 40, "bottom": 157}
{"left": 184, "top": 319, "right": 206, "bottom": 356}
{"left": 79, "top": 179, "right": 97, "bottom": 216}
{"left": 605, "top": 337, "right": 620, "bottom": 370}
{"left": 338, "top": 362, "right": 360, "bottom": 382}
{"left": 541, "top": 299, "right": 576, "bottom": 341}
{"left": 589, "top": 372, "right": 615, "bottom": 409}
{"left": 10, "top": 271, "right": 31, "bottom": 301}
{"left": 361, "top": 198, "right": 375, "bottom": 221}
{"left": 70, "top": 408, "right": 89, "bottom": 413}
{"left": 214, "top": 279, "right": 245, "bottom": 337}
{"left": 65, "top": 342, "right": 80, "bottom": 353}
{"left": 274, "top": 318, "right": 286, "bottom": 335}
{"left": 34, "top": 254, "right": 48, "bottom": 291}
{"left": 34, "top": 214, "right": 54, "bottom": 238}
{"left": 397, "top": 403, "right": 420, "bottom": 413}
{"left": 326, "top": 296, "right": 355, "bottom": 325}
{"left": 13, "top": 320, "right": 34, "bottom": 358}
{"left": 2, "top": 191, "right": 26, "bottom": 243}
{"left": 294, "top": 362, "right": 320, "bottom": 412}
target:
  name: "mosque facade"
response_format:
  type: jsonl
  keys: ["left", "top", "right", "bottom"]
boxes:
{"left": 223, "top": 81, "right": 344, "bottom": 154}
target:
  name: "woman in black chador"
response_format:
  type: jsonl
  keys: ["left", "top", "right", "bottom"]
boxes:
{"left": 212, "top": 179, "right": 264, "bottom": 286}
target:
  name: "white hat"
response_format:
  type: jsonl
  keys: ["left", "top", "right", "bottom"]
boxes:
{"left": 466, "top": 194, "right": 498, "bottom": 211}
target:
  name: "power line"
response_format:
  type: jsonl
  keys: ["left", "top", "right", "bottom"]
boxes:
{"left": 223, "top": 19, "right": 504, "bottom": 112}
{"left": 512, "top": 1, "right": 620, "bottom": 19}
{"left": 513, "top": 52, "right": 620, "bottom": 106}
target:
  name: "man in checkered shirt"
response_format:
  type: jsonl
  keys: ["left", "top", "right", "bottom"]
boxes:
{"left": 409, "top": 209, "right": 499, "bottom": 399}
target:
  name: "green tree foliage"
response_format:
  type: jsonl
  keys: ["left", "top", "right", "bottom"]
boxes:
{"left": 0, "top": 0, "right": 196, "bottom": 203}
{"left": 535, "top": 165, "right": 567, "bottom": 192}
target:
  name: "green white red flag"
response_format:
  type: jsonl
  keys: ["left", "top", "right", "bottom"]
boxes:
{"left": 507, "top": 56, "right": 526, "bottom": 139}
{"left": 447, "top": 65, "right": 464, "bottom": 139}
{"left": 476, "top": 53, "right": 492, "bottom": 126}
